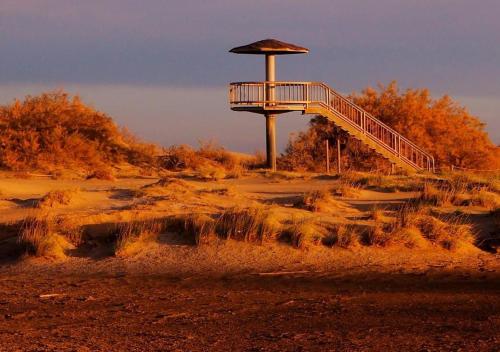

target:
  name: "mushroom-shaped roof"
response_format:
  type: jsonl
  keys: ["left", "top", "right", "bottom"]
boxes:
{"left": 229, "top": 39, "right": 309, "bottom": 55}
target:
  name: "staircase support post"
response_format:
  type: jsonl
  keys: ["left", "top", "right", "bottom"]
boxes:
{"left": 336, "top": 138, "right": 341, "bottom": 174}
{"left": 325, "top": 139, "right": 330, "bottom": 174}
{"left": 266, "top": 114, "right": 277, "bottom": 171}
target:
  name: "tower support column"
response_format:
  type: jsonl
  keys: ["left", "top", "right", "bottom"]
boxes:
{"left": 266, "top": 114, "right": 277, "bottom": 171}
{"left": 265, "top": 54, "right": 277, "bottom": 171}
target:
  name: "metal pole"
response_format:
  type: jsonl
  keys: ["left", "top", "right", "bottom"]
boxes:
{"left": 337, "top": 138, "right": 341, "bottom": 174}
{"left": 265, "top": 54, "right": 277, "bottom": 171}
{"left": 325, "top": 139, "right": 330, "bottom": 174}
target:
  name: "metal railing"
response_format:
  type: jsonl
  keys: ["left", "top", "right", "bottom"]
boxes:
{"left": 229, "top": 81, "right": 435, "bottom": 172}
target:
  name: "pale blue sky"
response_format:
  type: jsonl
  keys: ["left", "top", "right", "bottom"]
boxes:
{"left": 1, "top": 0, "right": 498, "bottom": 152}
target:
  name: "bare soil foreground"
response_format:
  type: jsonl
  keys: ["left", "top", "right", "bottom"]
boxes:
{"left": 0, "top": 171, "right": 499, "bottom": 351}
{"left": 0, "top": 270, "right": 499, "bottom": 351}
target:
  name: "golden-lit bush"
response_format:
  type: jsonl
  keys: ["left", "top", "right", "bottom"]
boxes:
{"left": 0, "top": 91, "right": 159, "bottom": 173}
{"left": 279, "top": 81, "right": 499, "bottom": 172}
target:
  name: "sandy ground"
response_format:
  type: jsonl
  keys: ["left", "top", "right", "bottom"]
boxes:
{"left": 0, "top": 173, "right": 498, "bottom": 351}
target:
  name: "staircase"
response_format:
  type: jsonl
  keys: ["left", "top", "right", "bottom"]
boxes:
{"left": 229, "top": 81, "right": 435, "bottom": 172}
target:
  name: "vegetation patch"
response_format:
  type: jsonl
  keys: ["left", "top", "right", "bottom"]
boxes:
{"left": 18, "top": 216, "right": 74, "bottom": 260}
{"left": 36, "top": 189, "right": 79, "bottom": 209}
{"left": 282, "top": 218, "right": 322, "bottom": 249}
{"left": 217, "top": 206, "right": 281, "bottom": 243}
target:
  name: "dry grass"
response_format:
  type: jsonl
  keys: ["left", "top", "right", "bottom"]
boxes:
{"left": 369, "top": 207, "right": 384, "bottom": 221}
{"left": 338, "top": 172, "right": 423, "bottom": 192}
{"left": 283, "top": 218, "right": 322, "bottom": 249}
{"left": 217, "top": 206, "right": 281, "bottom": 243}
{"left": 322, "top": 224, "right": 360, "bottom": 249}
{"left": 36, "top": 189, "right": 79, "bottom": 208}
{"left": 467, "top": 189, "right": 500, "bottom": 209}
{"left": 392, "top": 227, "right": 429, "bottom": 249}
{"left": 331, "top": 182, "right": 360, "bottom": 198}
{"left": 263, "top": 170, "right": 307, "bottom": 181}
{"left": 53, "top": 216, "right": 83, "bottom": 246}
{"left": 86, "top": 168, "right": 116, "bottom": 181}
{"left": 362, "top": 224, "right": 392, "bottom": 247}
{"left": 389, "top": 204, "right": 477, "bottom": 251}
{"left": 416, "top": 183, "right": 453, "bottom": 206}
{"left": 142, "top": 177, "right": 194, "bottom": 195}
{"left": 196, "top": 163, "right": 227, "bottom": 181}
{"left": 183, "top": 213, "right": 216, "bottom": 245}
{"left": 18, "top": 215, "right": 73, "bottom": 260}
{"left": 296, "top": 190, "right": 332, "bottom": 212}
{"left": 115, "top": 218, "right": 166, "bottom": 255}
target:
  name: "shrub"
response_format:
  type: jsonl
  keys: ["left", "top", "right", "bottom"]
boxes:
{"left": 0, "top": 91, "right": 159, "bottom": 173}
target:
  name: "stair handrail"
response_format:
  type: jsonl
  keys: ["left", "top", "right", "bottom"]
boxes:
{"left": 229, "top": 81, "right": 435, "bottom": 171}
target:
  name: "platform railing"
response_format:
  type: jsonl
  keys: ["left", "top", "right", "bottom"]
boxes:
{"left": 229, "top": 81, "right": 435, "bottom": 172}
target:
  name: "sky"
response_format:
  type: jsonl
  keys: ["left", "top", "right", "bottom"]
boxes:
{"left": 1, "top": 0, "right": 499, "bottom": 152}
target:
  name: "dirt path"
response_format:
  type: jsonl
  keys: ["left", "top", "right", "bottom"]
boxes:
{"left": 0, "top": 272, "right": 498, "bottom": 351}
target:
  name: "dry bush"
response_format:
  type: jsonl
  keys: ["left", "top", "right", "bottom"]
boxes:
{"left": 0, "top": 91, "right": 159, "bottom": 174}
{"left": 322, "top": 224, "right": 360, "bottom": 248}
{"left": 161, "top": 144, "right": 200, "bottom": 170}
{"left": 283, "top": 218, "right": 322, "bottom": 249}
{"left": 217, "top": 206, "right": 281, "bottom": 243}
{"left": 183, "top": 213, "right": 216, "bottom": 245}
{"left": 18, "top": 216, "right": 73, "bottom": 260}
{"left": 36, "top": 189, "right": 79, "bottom": 208}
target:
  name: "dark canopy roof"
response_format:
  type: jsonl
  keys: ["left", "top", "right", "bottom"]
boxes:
{"left": 229, "top": 39, "right": 309, "bottom": 55}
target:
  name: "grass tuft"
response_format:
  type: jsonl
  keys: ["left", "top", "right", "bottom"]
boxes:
{"left": 36, "top": 189, "right": 79, "bottom": 208}
{"left": 217, "top": 206, "right": 281, "bottom": 243}
{"left": 18, "top": 216, "right": 73, "bottom": 260}
{"left": 282, "top": 218, "right": 322, "bottom": 249}
{"left": 322, "top": 224, "right": 360, "bottom": 248}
